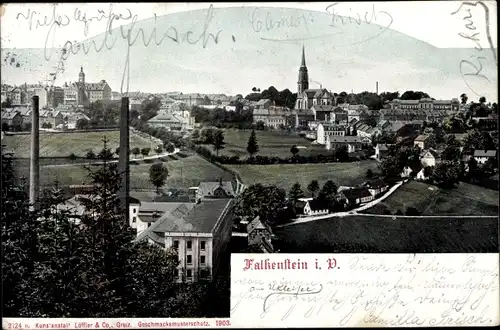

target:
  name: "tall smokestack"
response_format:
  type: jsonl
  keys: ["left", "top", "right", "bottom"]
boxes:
{"left": 29, "top": 96, "right": 40, "bottom": 211}
{"left": 118, "top": 97, "right": 130, "bottom": 224}
{"left": 376, "top": 81, "right": 379, "bottom": 95}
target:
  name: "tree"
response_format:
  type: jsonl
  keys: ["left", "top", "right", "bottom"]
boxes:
{"left": 141, "top": 147, "right": 151, "bottom": 158}
{"left": 234, "top": 184, "right": 287, "bottom": 226}
{"left": 423, "top": 166, "right": 434, "bottom": 179}
{"left": 288, "top": 183, "right": 304, "bottom": 205}
{"left": 431, "top": 161, "right": 460, "bottom": 188}
{"left": 333, "top": 145, "right": 349, "bottom": 162}
{"left": 1, "top": 122, "right": 9, "bottom": 131}
{"left": 479, "top": 96, "right": 486, "bottom": 104}
{"left": 317, "top": 180, "right": 338, "bottom": 212}
{"left": 366, "top": 169, "right": 374, "bottom": 179}
{"left": 98, "top": 147, "right": 113, "bottom": 160}
{"left": 246, "top": 130, "right": 259, "bottom": 158}
{"left": 460, "top": 93, "right": 468, "bottom": 105}
{"left": 131, "top": 147, "right": 140, "bottom": 158}
{"left": 86, "top": 150, "right": 96, "bottom": 159}
{"left": 155, "top": 145, "right": 163, "bottom": 155}
{"left": 405, "top": 207, "right": 420, "bottom": 216}
{"left": 149, "top": 163, "right": 169, "bottom": 194}
{"left": 307, "top": 180, "right": 320, "bottom": 198}
{"left": 1, "top": 97, "right": 12, "bottom": 108}
{"left": 290, "top": 145, "right": 299, "bottom": 157}
{"left": 252, "top": 87, "right": 257, "bottom": 92}
{"left": 76, "top": 118, "right": 89, "bottom": 130}
{"left": 201, "top": 128, "right": 215, "bottom": 145}
{"left": 165, "top": 143, "right": 175, "bottom": 153}
{"left": 463, "top": 129, "right": 495, "bottom": 152}
{"left": 213, "top": 130, "right": 225, "bottom": 157}
{"left": 441, "top": 135, "right": 462, "bottom": 162}
{"left": 191, "top": 129, "right": 200, "bottom": 140}
{"left": 69, "top": 153, "right": 77, "bottom": 163}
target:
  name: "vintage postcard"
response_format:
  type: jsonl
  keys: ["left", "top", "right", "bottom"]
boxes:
{"left": 1, "top": 1, "right": 498, "bottom": 329}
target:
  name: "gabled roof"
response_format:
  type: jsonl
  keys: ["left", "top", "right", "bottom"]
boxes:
{"left": 148, "top": 114, "right": 183, "bottom": 124}
{"left": 308, "top": 199, "right": 328, "bottom": 211}
{"left": 414, "top": 135, "right": 428, "bottom": 142}
{"left": 422, "top": 149, "right": 441, "bottom": 159}
{"left": 330, "top": 136, "right": 367, "bottom": 143}
{"left": 1, "top": 111, "right": 21, "bottom": 119}
{"left": 247, "top": 216, "right": 272, "bottom": 234}
{"left": 341, "top": 187, "right": 372, "bottom": 200}
{"left": 85, "top": 81, "right": 109, "bottom": 91}
{"left": 256, "top": 98, "right": 272, "bottom": 106}
{"left": 473, "top": 150, "right": 497, "bottom": 157}
{"left": 197, "top": 181, "right": 235, "bottom": 198}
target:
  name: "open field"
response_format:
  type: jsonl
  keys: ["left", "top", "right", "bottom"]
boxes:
{"left": 203, "top": 129, "right": 326, "bottom": 158}
{"left": 2, "top": 130, "right": 154, "bottom": 158}
{"left": 274, "top": 214, "right": 498, "bottom": 253}
{"left": 364, "top": 181, "right": 499, "bottom": 216}
{"left": 13, "top": 154, "right": 234, "bottom": 191}
{"left": 227, "top": 160, "right": 379, "bottom": 192}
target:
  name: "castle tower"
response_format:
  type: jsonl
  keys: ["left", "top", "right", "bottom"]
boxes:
{"left": 78, "top": 66, "right": 85, "bottom": 86}
{"left": 78, "top": 67, "right": 87, "bottom": 106}
{"left": 297, "top": 45, "right": 309, "bottom": 95}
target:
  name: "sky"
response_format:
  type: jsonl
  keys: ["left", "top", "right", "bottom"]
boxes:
{"left": 1, "top": 1, "right": 497, "bottom": 49}
{"left": 0, "top": 2, "right": 497, "bottom": 99}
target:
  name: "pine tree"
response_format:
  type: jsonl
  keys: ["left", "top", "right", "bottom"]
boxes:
{"left": 288, "top": 183, "right": 304, "bottom": 205}
{"left": 307, "top": 180, "right": 320, "bottom": 198}
{"left": 246, "top": 130, "right": 259, "bottom": 158}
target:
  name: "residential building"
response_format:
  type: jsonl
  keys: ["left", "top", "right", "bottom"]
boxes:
{"left": 473, "top": 150, "right": 497, "bottom": 164}
{"left": 375, "top": 143, "right": 393, "bottom": 161}
{"left": 316, "top": 123, "right": 348, "bottom": 144}
{"left": 420, "top": 149, "right": 442, "bottom": 167}
{"left": 295, "top": 199, "right": 329, "bottom": 216}
{"left": 340, "top": 187, "right": 374, "bottom": 206}
{"left": 401, "top": 166, "right": 413, "bottom": 178}
{"left": 1, "top": 110, "right": 23, "bottom": 130}
{"left": 86, "top": 80, "right": 112, "bottom": 103}
{"left": 39, "top": 110, "right": 64, "bottom": 128}
{"left": 388, "top": 98, "right": 460, "bottom": 111}
{"left": 414, "top": 135, "right": 429, "bottom": 150}
{"left": 65, "top": 112, "right": 91, "bottom": 129}
{"left": 63, "top": 67, "right": 112, "bottom": 106}
{"left": 363, "top": 179, "right": 389, "bottom": 197}
{"left": 253, "top": 106, "right": 293, "bottom": 129}
{"left": 180, "top": 93, "right": 210, "bottom": 106}
{"left": 247, "top": 216, "right": 274, "bottom": 253}
{"left": 327, "top": 135, "right": 371, "bottom": 153}
{"left": 310, "top": 105, "right": 348, "bottom": 124}
{"left": 255, "top": 99, "right": 273, "bottom": 109}
{"left": 196, "top": 181, "right": 235, "bottom": 203}
{"left": 135, "top": 198, "right": 234, "bottom": 283}
{"left": 350, "top": 121, "right": 377, "bottom": 140}
{"left": 48, "top": 86, "right": 65, "bottom": 108}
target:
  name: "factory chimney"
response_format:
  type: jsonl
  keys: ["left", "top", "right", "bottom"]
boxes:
{"left": 376, "top": 81, "right": 379, "bottom": 95}
{"left": 118, "top": 97, "right": 130, "bottom": 224}
{"left": 29, "top": 96, "right": 40, "bottom": 211}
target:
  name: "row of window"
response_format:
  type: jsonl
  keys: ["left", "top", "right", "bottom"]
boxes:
{"left": 178, "top": 268, "right": 210, "bottom": 279}
{"left": 186, "top": 255, "right": 206, "bottom": 265}
{"left": 173, "top": 240, "right": 206, "bottom": 251}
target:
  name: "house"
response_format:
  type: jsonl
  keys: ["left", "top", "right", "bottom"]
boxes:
{"left": 310, "top": 105, "right": 348, "bottom": 123}
{"left": 340, "top": 187, "right": 374, "bottom": 206}
{"left": 473, "top": 150, "right": 497, "bottom": 164}
{"left": 420, "top": 149, "right": 442, "bottom": 167}
{"left": 135, "top": 198, "right": 234, "bottom": 283}
{"left": 327, "top": 135, "right": 371, "bottom": 153}
{"left": 255, "top": 99, "right": 273, "bottom": 110}
{"left": 401, "top": 166, "right": 413, "bottom": 178}
{"left": 196, "top": 180, "right": 235, "bottom": 202}
{"left": 65, "top": 112, "right": 91, "bottom": 129}
{"left": 416, "top": 167, "right": 431, "bottom": 181}
{"left": 295, "top": 199, "right": 329, "bottom": 216}
{"left": 375, "top": 143, "right": 393, "bottom": 161}
{"left": 247, "top": 216, "right": 274, "bottom": 253}
{"left": 253, "top": 107, "right": 292, "bottom": 129}
{"left": 414, "top": 135, "right": 429, "bottom": 149}
{"left": 1, "top": 110, "right": 23, "bottom": 131}
{"left": 147, "top": 113, "right": 183, "bottom": 130}
{"left": 316, "top": 123, "right": 348, "bottom": 144}
{"left": 363, "top": 179, "right": 389, "bottom": 197}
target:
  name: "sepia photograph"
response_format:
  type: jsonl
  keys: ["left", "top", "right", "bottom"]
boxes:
{"left": 1, "top": 1, "right": 498, "bottom": 327}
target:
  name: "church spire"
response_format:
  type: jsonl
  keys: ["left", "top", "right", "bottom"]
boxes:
{"left": 301, "top": 45, "right": 306, "bottom": 67}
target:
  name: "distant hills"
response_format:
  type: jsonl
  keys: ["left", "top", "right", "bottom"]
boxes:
{"left": 1, "top": 6, "right": 497, "bottom": 100}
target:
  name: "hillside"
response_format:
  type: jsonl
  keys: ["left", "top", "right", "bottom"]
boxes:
{"left": 1, "top": 6, "right": 497, "bottom": 99}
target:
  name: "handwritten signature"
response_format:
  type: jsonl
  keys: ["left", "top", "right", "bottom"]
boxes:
{"left": 16, "top": 4, "right": 230, "bottom": 95}
{"left": 451, "top": 1, "right": 496, "bottom": 97}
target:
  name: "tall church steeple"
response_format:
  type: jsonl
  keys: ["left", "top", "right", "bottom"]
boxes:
{"left": 78, "top": 66, "right": 85, "bottom": 86}
{"left": 297, "top": 45, "right": 309, "bottom": 95}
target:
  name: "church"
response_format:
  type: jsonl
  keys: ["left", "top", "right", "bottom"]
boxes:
{"left": 294, "top": 46, "right": 336, "bottom": 110}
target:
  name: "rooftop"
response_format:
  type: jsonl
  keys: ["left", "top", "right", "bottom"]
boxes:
{"left": 474, "top": 150, "right": 497, "bottom": 157}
